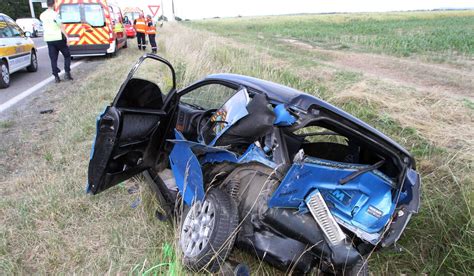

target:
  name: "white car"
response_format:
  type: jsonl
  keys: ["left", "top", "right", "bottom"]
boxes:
{"left": 16, "top": 17, "right": 43, "bottom": 37}
{"left": 0, "top": 13, "right": 38, "bottom": 88}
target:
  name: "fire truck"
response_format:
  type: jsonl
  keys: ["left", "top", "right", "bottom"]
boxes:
{"left": 56, "top": 0, "right": 127, "bottom": 57}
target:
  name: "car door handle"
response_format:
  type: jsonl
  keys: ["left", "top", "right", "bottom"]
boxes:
{"left": 85, "top": 29, "right": 93, "bottom": 33}
{"left": 16, "top": 43, "right": 22, "bottom": 45}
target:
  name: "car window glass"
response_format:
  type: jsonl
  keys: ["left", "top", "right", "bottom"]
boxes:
{"left": 84, "top": 4, "right": 105, "bottom": 27}
{"left": 132, "top": 58, "right": 174, "bottom": 96}
{"left": 0, "top": 21, "right": 14, "bottom": 38}
{"left": 60, "top": 4, "right": 81, "bottom": 23}
{"left": 125, "top": 12, "right": 140, "bottom": 21}
{"left": 8, "top": 23, "right": 23, "bottom": 37}
{"left": 294, "top": 125, "right": 348, "bottom": 145}
{"left": 108, "top": 6, "right": 117, "bottom": 21}
{"left": 116, "top": 11, "right": 123, "bottom": 23}
{"left": 180, "top": 84, "right": 237, "bottom": 110}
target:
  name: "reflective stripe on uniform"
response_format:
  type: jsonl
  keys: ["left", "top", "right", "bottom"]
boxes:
{"left": 134, "top": 19, "right": 146, "bottom": 33}
{"left": 146, "top": 20, "right": 156, "bottom": 34}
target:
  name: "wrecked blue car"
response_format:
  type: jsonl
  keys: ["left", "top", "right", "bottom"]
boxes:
{"left": 88, "top": 54, "right": 420, "bottom": 275}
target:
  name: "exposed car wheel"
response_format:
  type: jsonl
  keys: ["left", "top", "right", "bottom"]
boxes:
{"left": 26, "top": 51, "right": 38, "bottom": 72}
{"left": 0, "top": 61, "right": 10, "bottom": 89}
{"left": 180, "top": 188, "right": 239, "bottom": 272}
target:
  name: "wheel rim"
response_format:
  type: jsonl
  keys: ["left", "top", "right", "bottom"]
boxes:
{"left": 1, "top": 64, "right": 9, "bottom": 84}
{"left": 32, "top": 54, "right": 37, "bottom": 69}
{"left": 180, "top": 199, "right": 216, "bottom": 258}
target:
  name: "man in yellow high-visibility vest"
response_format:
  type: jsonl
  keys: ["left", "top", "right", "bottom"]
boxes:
{"left": 133, "top": 14, "right": 147, "bottom": 50}
{"left": 40, "top": 0, "right": 73, "bottom": 83}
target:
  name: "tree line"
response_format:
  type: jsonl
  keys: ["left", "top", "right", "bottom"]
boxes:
{"left": 0, "top": 0, "right": 45, "bottom": 20}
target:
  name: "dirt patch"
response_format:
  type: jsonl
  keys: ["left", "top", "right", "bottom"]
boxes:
{"left": 281, "top": 38, "right": 474, "bottom": 99}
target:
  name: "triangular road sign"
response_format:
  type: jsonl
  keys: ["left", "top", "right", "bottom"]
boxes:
{"left": 148, "top": 5, "right": 161, "bottom": 17}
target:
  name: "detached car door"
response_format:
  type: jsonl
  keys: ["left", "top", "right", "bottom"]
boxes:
{"left": 88, "top": 55, "right": 177, "bottom": 194}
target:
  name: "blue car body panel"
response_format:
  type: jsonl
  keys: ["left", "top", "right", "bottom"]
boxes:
{"left": 237, "top": 143, "right": 276, "bottom": 168}
{"left": 273, "top": 104, "right": 297, "bottom": 126}
{"left": 169, "top": 129, "right": 277, "bottom": 205}
{"left": 199, "top": 143, "right": 276, "bottom": 168}
{"left": 269, "top": 157, "right": 395, "bottom": 236}
{"left": 169, "top": 131, "right": 205, "bottom": 205}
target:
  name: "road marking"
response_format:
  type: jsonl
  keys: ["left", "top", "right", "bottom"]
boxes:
{"left": 0, "top": 61, "right": 83, "bottom": 113}
{"left": 37, "top": 46, "right": 47, "bottom": 50}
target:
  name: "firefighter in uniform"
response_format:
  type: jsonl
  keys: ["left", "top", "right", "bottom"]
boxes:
{"left": 146, "top": 15, "right": 157, "bottom": 54}
{"left": 133, "top": 14, "right": 147, "bottom": 50}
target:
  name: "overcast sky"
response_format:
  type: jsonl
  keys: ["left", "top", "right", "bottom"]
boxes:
{"left": 116, "top": 0, "right": 474, "bottom": 19}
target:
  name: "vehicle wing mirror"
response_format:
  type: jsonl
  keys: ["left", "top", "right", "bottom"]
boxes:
{"left": 24, "top": 31, "right": 31, "bottom": 37}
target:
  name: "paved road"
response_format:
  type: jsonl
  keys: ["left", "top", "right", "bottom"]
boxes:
{"left": 0, "top": 37, "right": 83, "bottom": 107}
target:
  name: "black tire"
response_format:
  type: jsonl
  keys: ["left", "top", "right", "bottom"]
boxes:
{"left": 0, "top": 60, "right": 10, "bottom": 89}
{"left": 180, "top": 188, "right": 239, "bottom": 272}
{"left": 26, "top": 51, "right": 38, "bottom": 72}
{"left": 343, "top": 258, "right": 368, "bottom": 276}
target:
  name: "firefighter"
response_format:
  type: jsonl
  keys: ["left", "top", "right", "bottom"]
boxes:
{"left": 133, "top": 14, "right": 147, "bottom": 50}
{"left": 146, "top": 15, "right": 157, "bottom": 54}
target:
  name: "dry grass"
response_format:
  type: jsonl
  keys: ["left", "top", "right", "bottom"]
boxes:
{"left": 1, "top": 14, "right": 473, "bottom": 275}
{"left": 0, "top": 48, "right": 181, "bottom": 274}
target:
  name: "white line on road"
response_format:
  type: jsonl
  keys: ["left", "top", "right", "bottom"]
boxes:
{"left": 0, "top": 61, "right": 83, "bottom": 113}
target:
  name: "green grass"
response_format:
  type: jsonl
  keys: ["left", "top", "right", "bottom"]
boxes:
{"left": 187, "top": 10, "right": 474, "bottom": 59}
{"left": 0, "top": 120, "right": 14, "bottom": 129}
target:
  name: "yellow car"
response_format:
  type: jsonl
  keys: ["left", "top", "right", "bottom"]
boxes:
{"left": 0, "top": 13, "right": 38, "bottom": 89}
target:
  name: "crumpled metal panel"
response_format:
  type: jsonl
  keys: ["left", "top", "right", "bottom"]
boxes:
{"left": 169, "top": 130, "right": 205, "bottom": 205}
{"left": 269, "top": 157, "right": 395, "bottom": 241}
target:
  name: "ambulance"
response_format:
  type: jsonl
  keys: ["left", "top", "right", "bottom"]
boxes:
{"left": 56, "top": 0, "right": 127, "bottom": 57}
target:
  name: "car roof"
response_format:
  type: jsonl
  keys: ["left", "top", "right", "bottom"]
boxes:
{"left": 204, "top": 73, "right": 413, "bottom": 161}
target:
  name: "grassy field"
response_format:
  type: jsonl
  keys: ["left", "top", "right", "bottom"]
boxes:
{"left": 1, "top": 11, "right": 473, "bottom": 275}
{"left": 190, "top": 10, "right": 474, "bottom": 61}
